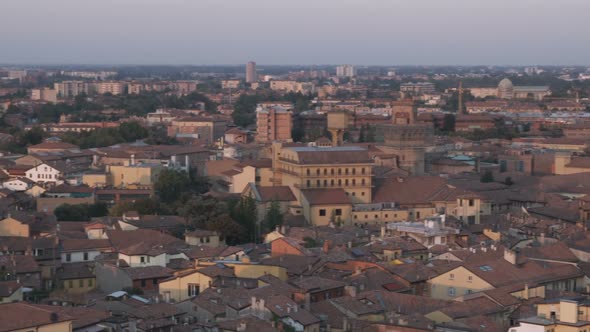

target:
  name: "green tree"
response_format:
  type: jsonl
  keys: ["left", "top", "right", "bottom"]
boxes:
{"left": 232, "top": 195, "right": 258, "bottom": 243}
{"left": 365, "top": 124, "right": 376, "bottom": 142}
{"left": 112, "top": 198, "right": 171, "bottom": 216}
{"left": 442, "top": 114, "right": 456, "bottom": 132}
{"left": 119, "top": 121, "right": 149, "bottom": 142}
{"left": 154, "top": 169, "right": 191, "bottom": 203}
{"left": 232, "top": 94, "right": 260, "bottom": 127}
{"left": 263, "top": 200, "right": 283, "bottom": 233}
{"left": 179, "top": 196, "right": 246, "bottom": 245}
{"left": 54, "top": 203, "right": 108, "bottom": 221}
{"left": 480, "top": 170, "right": 495, "bottom": 183}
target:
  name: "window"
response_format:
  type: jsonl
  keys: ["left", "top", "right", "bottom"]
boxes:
{"left": 206, "top": 237, "right": 210, "bottom": 243}
{"left": 79, "top": 279, "right": 84, "bottom": 287}
{"left": 88, "top": 279, "right": 93, "bottom": 287}
{"left": 362, "top": 179, "right": 365, "bottom": 185}
{"left": 331, "top": 180, "right": 334, "bottom": 186}
{"left": 468, "top": 275, "right": 473, "bottom": 282}
{"left": 416, "top": 212, "right": 420, "bottom": 219}
{"left": 324, "top": 169, "right": 327, "bottom": 175}
{"left": 345, "top": 168, "right": 349, "bottom": 175}
{"left": 66, "top": 253, "right": 71, "bottom": 262}
{"left": 385, "top": 214, "right": 388, "bottom": 218}
{"left": 153, "top": 278, "right": 158, "bottom": 285}
{"left": 352, "top": 179, "right": 356, "bottom": 186}
{"left": 352, "top": 168, "right": 356, "bottom": 175}
{"left": 449, "top": 273, "right": 455, "bottom": 280}
{"left": 255, "top": 176, "right": 261, "bottom": 182}
{"left": 331, "top": 169, "right": 334, "bottom": 175}
{"left": 338, "top": 179, "right": 342, "bottom": 186}
{"left": 469, "top": 199, "right": 474, "bottom": 207}
{"left": 323, "top": 180, "right": 327, "bottom": 187}
{"left": 316, "top": 169, "right": 320, "bottom": 175}
{"left": 345, "top": 179, "right": 349, "bottom": 186}
{"left": 141, "top": 280, "right": 146, "bottom": 287}
{"left": 362, "top": 168, "right": 366, "bottom": 175}
{"left": 361, "top": 191, "right": 365, "bottom": 196}
{"left": 83, "top": 252, "right": 89, "bottom": 261}
{"left": 319, "top": 209, "right": 326, "bottom": 216}
{"left": 448, "top": 287, "right": 456, "bottom": 297}
{"left": 338, "top": 169, "right": 342, "bottom": 175}
{"left": 68, "top": 280, "right": 73, "bottom": 288}
{"left": 374, "top": 214, "right": 378, "bottom": 219}
{"left": 188, "top": 283, "right": 200, "bottom": 297}
{"left": 335, "top": 209, "right": 342, "bottom": 216}
{"left": 307, "top": 169, "right": 310, "bottom": 176}
{"left": 140, "top": 256, "right": 146, "bottom": 263}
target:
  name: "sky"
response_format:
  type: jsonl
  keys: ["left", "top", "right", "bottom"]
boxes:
{"left": 1, "top": 0, "right": 590, "bottom": 66}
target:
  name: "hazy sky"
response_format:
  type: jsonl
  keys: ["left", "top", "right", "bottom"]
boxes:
{"left": 2, "top": 0, "right": 589, "bottom": 66}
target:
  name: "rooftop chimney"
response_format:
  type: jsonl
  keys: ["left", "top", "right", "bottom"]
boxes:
{"left": 504, "top": 248, "right": 517, "bottom": 265}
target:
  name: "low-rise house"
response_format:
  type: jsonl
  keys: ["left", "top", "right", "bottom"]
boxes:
{"left": 0, "top": 255, "right": 42, "bottom": 289}
{"left": 0, "top": 303, "right": 74, "bottom": 332}
{"left": 25, "top": 163, "right": 63, "bottom": 185}
{"left": 511, "top": 298, "right": 590, "bottom": 332}
{"left": 159, "top": 264, "right": 235, "bottom": 302}
{"left": 185, "top": 229, "right": 222, "bottom": 247}
{"left": 243, "top": 184, "right": 297, "bottom": 222}
{"left": 291, "top": 276, "right": 346, "bottom": 304}
{"left": 0, "top": 281, "right": 23, "bottom": 303}
{"left": 300, "top": 188, "right": 353, "bottom": 226}
{"left": 1, "top": 177, "right": 34, "bottom": 192}
{"left": 117, "top": 214, "right": 186, "bottom": 234}
{"left": 60, "top": 239, "right": 111, "bottom": 264}
{"left": 427, "top": 248, "right": 584, "bottom": 300}
{"left": 107, "top": 229, "right": 188, "bottom": 268}
{"left": 95, "top": 262, "right": 174, "bottom": 294}
{"left": 387, "top": 215, "right": 460, "bottom": 248}
{"left": 56, "top": 262, "right": 96, "bottom": 294}
{"left": 0, "top": 212, "right": 56, "bottom": 238}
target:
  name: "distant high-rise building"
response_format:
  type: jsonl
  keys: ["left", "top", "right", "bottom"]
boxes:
{"left": 336, "top": 64, "right": 356, "bottom": 78}
{"left": 256, "top": 105, "right": 293, "bottom": 143}
{"left": 246, "top": 61, "right": 257, "bottom": 83}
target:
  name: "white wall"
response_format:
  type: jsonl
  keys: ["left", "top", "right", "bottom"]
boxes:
{"left": 119, "top": 252, "right": 167, "bottom": 267}
{"left": 61, "top": 250, "right": 101, "bottom": 263}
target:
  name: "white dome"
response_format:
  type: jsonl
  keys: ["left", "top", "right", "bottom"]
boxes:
{"left": 498, "top": 78, "right": 513, "bottom": 89}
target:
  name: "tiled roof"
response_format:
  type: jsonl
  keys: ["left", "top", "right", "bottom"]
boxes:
{"left": 0, "top": 303, "right": 74, "bottom": 332}
{"left": 124, "top": 266, "right": 174, "bottom": 280}
{"left": 107, "top": 229, "right": 186, "bottom": 256}
{"left": 301, "top": 188, "right": 351, "bottom": 205}
{"left": 255, "top": 186, "right": 296, "bottom": 202}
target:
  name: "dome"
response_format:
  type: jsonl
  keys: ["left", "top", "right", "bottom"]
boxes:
{"left": 498, "top": 78, "right": 513, "bottom": 89}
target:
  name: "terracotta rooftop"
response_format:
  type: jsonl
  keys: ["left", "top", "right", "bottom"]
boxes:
{"left": 301, "top": 188, "right": 351, "bottom": 205}
{"left": 0, "top": 303, "right": 74, "bottom": 332}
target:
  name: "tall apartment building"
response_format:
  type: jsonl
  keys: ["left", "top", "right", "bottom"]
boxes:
{"left": 31, "top": 88, "right": 58, "bottom": 103}
{"left": 336, "top": 64, "right": 356, "bottom": 78}
{"left": 167, "top": 117, "right": 227, "bottom": 145}
{"left": 269, "top": 80, "right": 314, "bottom": 94}
{"left": 54, "top": 81, "right": 89, "bottom": 98}
{"left": 400, "top": 82, "right": 436, "bottom": 94}
{"left": 96, "top": 81, "right": 125, "bottom": 95}
{"left": 246, "top": 61, "right": 257, "bottom": 83}
{"left": 256, "top": 106, "right": 293, "bottom": 143}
